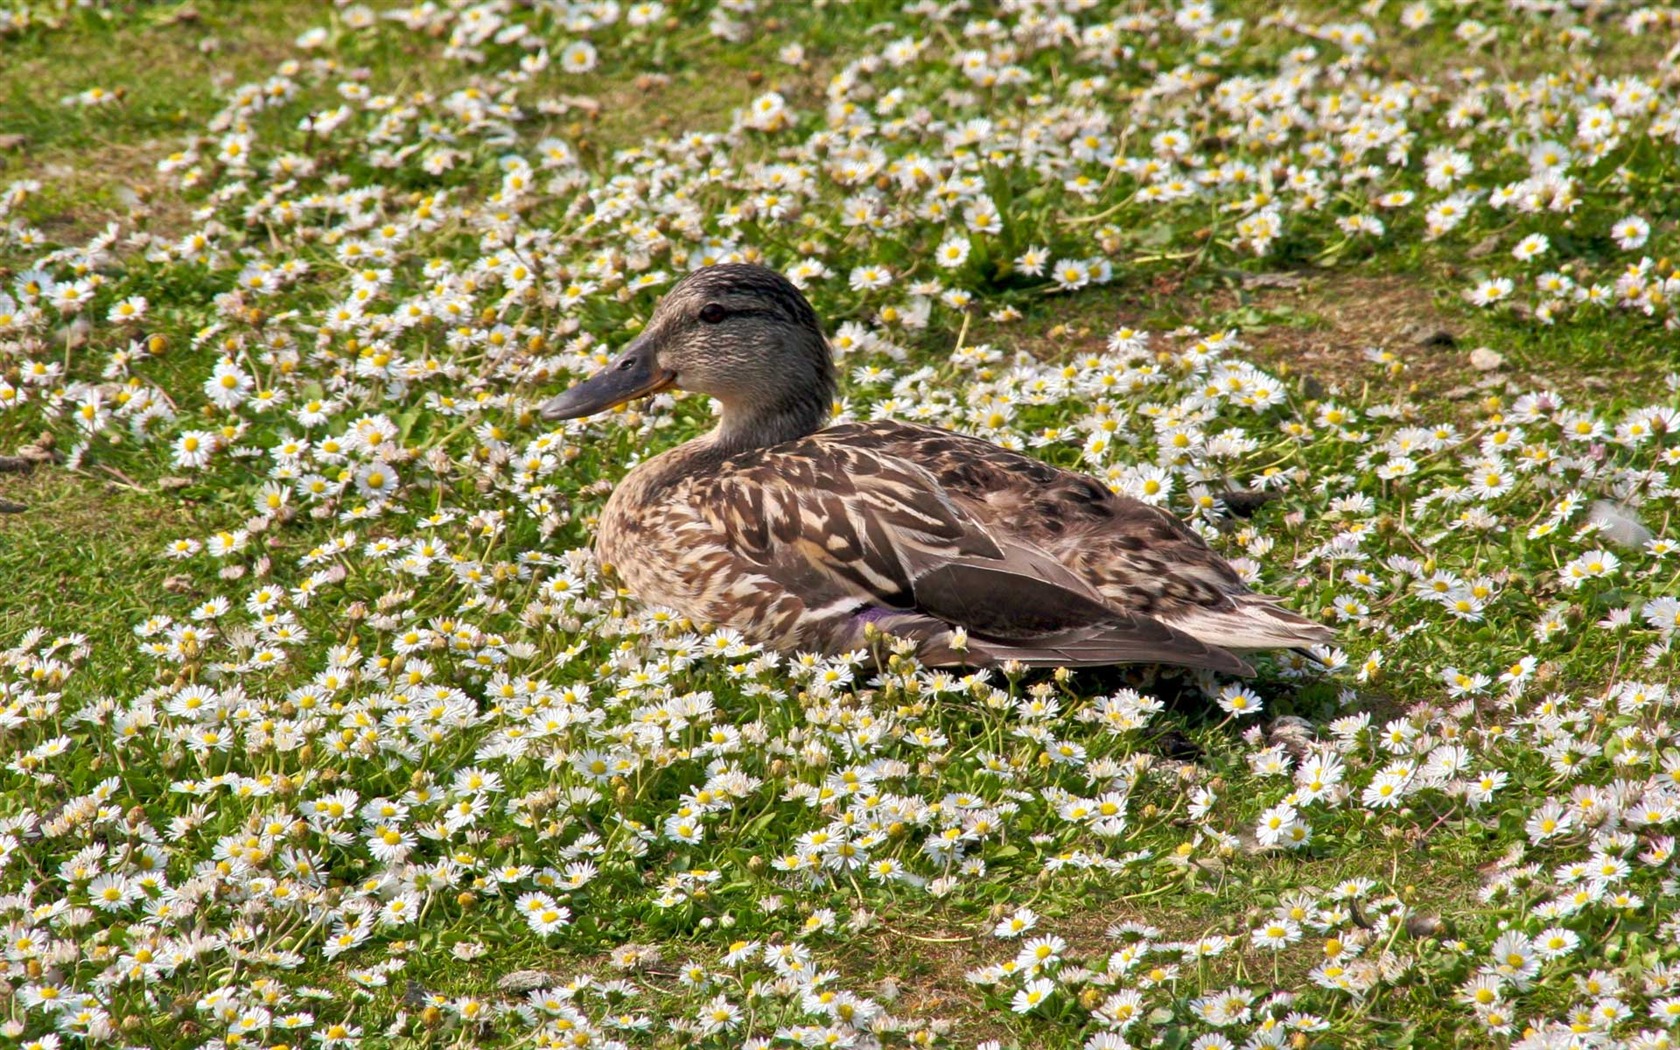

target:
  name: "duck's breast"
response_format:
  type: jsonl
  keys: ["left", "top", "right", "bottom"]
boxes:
{"left": 595, "top": 453, "right": 824, "bottom": 648}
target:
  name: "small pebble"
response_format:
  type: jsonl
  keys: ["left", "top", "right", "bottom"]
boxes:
{"left": 497, "top": 970, "right": 559, "bottom": 994}
{"left": 1469, "top": 346, "right": 1504, "bottom": 371}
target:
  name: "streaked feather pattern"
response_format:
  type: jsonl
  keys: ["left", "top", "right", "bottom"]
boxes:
{"left": 595, "top": 418, "right": 1331, "bottom": 673}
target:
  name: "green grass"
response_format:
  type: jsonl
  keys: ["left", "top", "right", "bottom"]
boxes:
{"left": 0, "top": 0, "right": 832, "bottom": 240}
{"left": 2, "top": 2, "right": 307, "bottom": 234}
{"left": 0, "top": 467, "right": 212, "bottom": 658}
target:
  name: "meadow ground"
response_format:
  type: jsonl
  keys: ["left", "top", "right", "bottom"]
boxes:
{"left": 1, "top": 2, "right": 1680, "bottom": 1048}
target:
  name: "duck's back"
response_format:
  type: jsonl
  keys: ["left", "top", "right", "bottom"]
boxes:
{"left": 818, "top": 420, "right": 1325, "bottom": 651}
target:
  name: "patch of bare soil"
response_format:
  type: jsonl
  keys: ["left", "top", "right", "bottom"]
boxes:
{"left": 1230, "top": 273, "right": 1466, "bottom": 392}
{"left": 976, "top": 271, "right": 1467, "bottom": 393}
{"left": 1219, "top": 272, "right": 1644, "bottom": 405}
{"left": 980, "top": 269, "right": 1646, "bottom": 409}
{"left": 17, "top": 141, "right": 196, "bottom": 246}
{"left": 833, "top": 918, "right": 1002, "bottom": 1043}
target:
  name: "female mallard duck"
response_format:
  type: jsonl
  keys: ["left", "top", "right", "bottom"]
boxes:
{"left": 541, "top": 264, "right": 1331, "bottom": 674}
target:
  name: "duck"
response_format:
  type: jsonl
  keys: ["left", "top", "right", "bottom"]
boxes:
{"left": 540, "top": 263, "right": 1332, "bottom": 674}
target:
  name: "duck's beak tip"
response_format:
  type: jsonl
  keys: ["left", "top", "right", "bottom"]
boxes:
{"left": 538, "top": 354, "right": 676, "bottom": 424}
{"left": 537, "top": 397, "right": 574, "bottom": 422}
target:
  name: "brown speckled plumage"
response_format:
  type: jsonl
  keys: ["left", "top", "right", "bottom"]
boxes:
{"left": 543, "top": 264, "right": 1332, "bottom": 674}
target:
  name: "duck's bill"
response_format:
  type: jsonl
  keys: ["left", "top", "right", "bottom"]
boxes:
{"left": 539, "top": 351, "right": 676, "bottom": 421}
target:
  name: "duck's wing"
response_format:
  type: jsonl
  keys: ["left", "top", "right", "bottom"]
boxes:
{"left": 704, "top": 437, "right": 1250, "bottom": 673}
{"left": 840, "top": 421, "right": 1333, "bottom": 653}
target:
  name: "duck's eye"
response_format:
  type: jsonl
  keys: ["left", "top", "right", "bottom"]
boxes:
{"left": 698, "top": 303, "right": 728, "bottom": 324}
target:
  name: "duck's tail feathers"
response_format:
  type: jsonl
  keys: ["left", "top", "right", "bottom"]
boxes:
{"left": 1161, "top": 598, "right": 1333, "bottom": 653}
{"left": 921, "top": 619, "right": 1253, "bottom": 676}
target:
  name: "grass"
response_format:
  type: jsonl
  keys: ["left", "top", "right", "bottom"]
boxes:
{"left": 0, "top": 0, "right": 830, "bottom": 241}
{"left": 0, "top": 467, "right": 211, "bottom": 658}
{"left": 3, "top": 2, "right": 1680, "bottom": 1049}
{"left": 1, "top": 1, "right": 310, "bottom": 237}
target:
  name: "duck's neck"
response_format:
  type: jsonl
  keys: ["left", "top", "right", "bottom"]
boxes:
{"left": 628, "top": 378, "right": 835, "bottom": 500}
{"left": 702, "top": 364, "right": 833, "bottom": 453}
{"left": 709, "top": 381, "right": 833, "bottom": 457}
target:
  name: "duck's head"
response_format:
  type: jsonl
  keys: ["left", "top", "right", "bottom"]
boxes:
{"left": 540, "top": 263, "right": 836, "bottom": 452}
